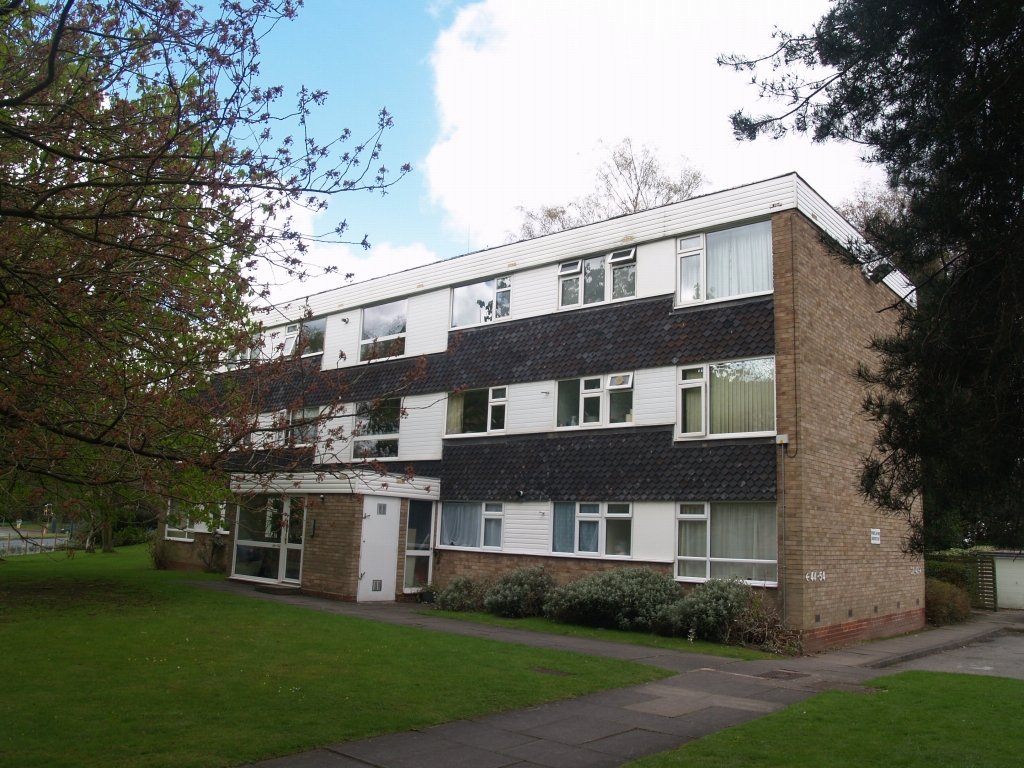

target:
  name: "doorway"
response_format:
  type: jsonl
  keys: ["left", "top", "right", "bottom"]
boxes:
{"left": 232, "top": 495, "right": 305, "bottom": 583}
{"left": 357, "top": 495, "right": 401, "bottom": 601}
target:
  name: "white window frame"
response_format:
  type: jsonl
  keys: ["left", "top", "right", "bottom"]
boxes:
{"left": 558, "top": 248, "right": 637, "bottom": 310}
{"left": 359, "top": 299, "right": 408, "bottom": 363}
{"left": 435, "top": 501, "right": 505, "bottom": 551}
{"left": 445, "top": 386, "right": 508, "bottom": 437}
{"left": 554, "top": 373, "right": 635, "bottom": 430}
{"left": 352, "top": 398, "right": 401, "bottom": 460}
{"left": 450, "top": 275, "right": 513, "bottom": 329}
{"left": 551, "top": 501, "right": 633, "bottom": 559}
{"left": 403, "top": 500, "right": 435, "bottom": 593}
{"left": 282, "top": 323, "right": 299, "bottom": 356}
{"left": 675, "top": 502, "right": 778, "bottom": 587}
{"left": 288, "top": 406, "right": 320, "bottom": 446}
{"left": 164, "top": 499, "right": 195, "bottom": 541}
{"left": 674, "top": 222, "right": 774, "bottom": 308}
{"left": 230, "top": 495, "right": 307, "bottom": 584}
{"left": 675, "top": 357, "right": 776, "bottom": 441}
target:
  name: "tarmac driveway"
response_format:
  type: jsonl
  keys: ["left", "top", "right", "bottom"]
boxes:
{"left": 888, "top": 631, "right": 1024, "bottom": 680}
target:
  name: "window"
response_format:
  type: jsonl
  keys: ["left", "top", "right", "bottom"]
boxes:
{"left": 232, "top": 495, "right": 305, "bottom": 582}
{"left": 451, "top": 276, "right": 512, "bottom": 328}
{"left": 438, "top": 502, "right": 504, "bottom": 549}
{"left": 556, "top": 373, "right": 633, "bottom": 428}
{"left": 552, "top": 502, "right": 632, "bottom": 557}
{"left": 446, "top": 387, "right": 507, "bottom": 435}
{"left": 676, "top": 502, "right": 778, "bottom": 585}
{"left": 353, "top": 398, "right": 401, "bottom": 458}
{"left": 676, "top": 358, "right": 775, "bottom": 439}
{"left": 559, "top": 248, "right": 636, "bottom": 308}
{"left": 404, "top": 499, "right": 434, "bottom": 590}
{"left": 288, "top": 406, "right": 319, "bottom": 445}
{"left": 677, "top": 221, "right": 773, "bottom": 306}
{"left": 165, "top": 498, "right": 195, "bottom": 541}
{"left": 360, "top": 299, "right": 407, "bottom": 361}
{"left": 281, "top": 318, "right": 326, "bottom": 356}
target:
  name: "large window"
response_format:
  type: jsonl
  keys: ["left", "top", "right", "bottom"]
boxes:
{"left": 559, "top": 248, "right": 636, "bottom": 309}
{"left": 438, "top": 502, "right": 503, "bottom": 549}
{"left": 552, "top": 502, "right": 632, "bottom": 557}
{"left": 446, "top": 387, "right": 507, "bottom": 435}
{"left": 360, "top": 299, "right": 407, "bottom": 361}
{"left": 676, "top": 502, "right": 777, "bottom": 585}
{"left": 556, "top": 373, "right": 633, "bottom": 428}
{"left": 353, "top": 398, "right": 401, "bottom": 459}
{"left": 677, "top": 221, "right": 773, "bottom": 306}
{"left": 676, "top": 357, "right": 775, "bottom": 439}
{"left": 451, "top": 276, "right": 512, "bottom": 328}
{"left": 282, "top": 318, "right": 326, "bottom": 356}
{"left": 288, "top": 406, "right": 319, "bottom": 445}
{"left": 404, "top": 500, "right": 434, "bottom": 590}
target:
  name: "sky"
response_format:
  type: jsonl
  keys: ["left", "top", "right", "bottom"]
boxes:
{"left": 254, "top": 0, "right": 884, "bottom": 305}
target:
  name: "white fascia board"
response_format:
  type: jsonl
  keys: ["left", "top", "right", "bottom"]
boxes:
{"left": 272, "top": 175, "right": 802, "bottom": 322}
{"left": 230, "top": 470, "right": 440, "bottom": 499}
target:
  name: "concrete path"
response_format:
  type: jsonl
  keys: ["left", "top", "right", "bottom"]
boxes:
{"left": 189, "top": 582, "right": 1024, "bottom": 768}
{"left": 888, "top": 631, "right": 1024, "bottom": 680}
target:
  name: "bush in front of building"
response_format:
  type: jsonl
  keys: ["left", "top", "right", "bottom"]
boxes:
{"left": 543, "top": 567, "right": 680, "bottom": 631}
{"left": 483, "top": 566, "right": 556, "bottom": 618}
{"left": 925, "top": 577, "right": 972, "bottom": 625}
{"left": 925, "top": 559, "right": 978, "bottom": 602}
{"left": 654, "top": 578, "right": 750, "bottom": 642}
{"left": 113, "top": 526, "right": 155, "bottom": 547}
{"left": 436, "top": 575, "right": 485, "bottom": 612}
{"left": 149, "top": 537, "right": 170, "bottom": 570}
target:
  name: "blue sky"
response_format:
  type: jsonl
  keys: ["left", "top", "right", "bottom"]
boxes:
{"left": 254, "top": 1, "right": 884, "bottom": 304}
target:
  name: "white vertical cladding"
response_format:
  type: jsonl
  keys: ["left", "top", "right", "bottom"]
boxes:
{"left": 632, "top": 367, "right": 677, "bottom": 426}
{"left": 406, "top": 289, "right": 451, "bottom": 357}
{"left": 322, "top": 311, "right": 360, "bottom": 369}
{"left": 508, "top": 264, "right": 558, "bottom": 320}
{"left": 501, "top": 501, "right": 551, "bottom": 554}
{"left": 507, "top": 380, "right": 555, "bottom": 433}
{"left": 399, "top": 393, "right": 446, "bottom": 460}
{"left": 631, "top": 501, "right": 676, "bottom": 563}
{"left": 636, "top": 237, "right": 676, "bottom": 300}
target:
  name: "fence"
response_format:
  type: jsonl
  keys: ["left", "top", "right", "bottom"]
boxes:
{"left": 0, "top": 532, "right": 69, "bottom": 557}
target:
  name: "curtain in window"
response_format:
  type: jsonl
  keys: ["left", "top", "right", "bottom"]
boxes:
{"left": 552, "top": 502, "right": 575, "bottom": 553}
{"left": 439, "top": 502, "right": 481, "bottom": 547}
{"left": 710, "top": 502, "right": 777, "bottom": 561}
{"left": 446, "top": 394, "right": 464, "bottom": 434}
{"left": 706, "top": 221, "right": 772, "bottom": 300}
{"left": 709, "top": 358, "right": 775, "bottom": 434}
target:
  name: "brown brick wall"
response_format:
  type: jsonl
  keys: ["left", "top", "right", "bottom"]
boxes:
{"left": 157, "top": 517, "right": 230, "bottom": 574}
{"left": 299, "top": 494, "right": 363, "bottom": 601}
{"left": 433, "top": 549, "right": 673, "bottom": 586}
{"left": 771, "top": 210, "right": 925, "bottom": 639}
{"left": 801, "top": 608, "right": 926, "bottom": 653}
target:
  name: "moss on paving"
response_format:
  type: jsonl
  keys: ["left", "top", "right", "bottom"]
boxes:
{"left": 0, "top": 547, "right": 669, "bottom": 768}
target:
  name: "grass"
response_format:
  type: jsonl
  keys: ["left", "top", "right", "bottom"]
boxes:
{"left": 0, "top": 546, "right": 670, "bottom": 768}
{"left": 626, "top": 671, "right": 1024, "bottom": 768}
{"left": 423, "top": 610, "right": 774, "bottom": 661}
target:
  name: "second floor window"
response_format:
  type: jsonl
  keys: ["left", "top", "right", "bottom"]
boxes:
{"left": 353, "top": 398, "right": 401, "bottom": 458}
{"left": 678, "top": 221, "right": 773, "bottom": 306}
{"left": 559, "top": 248, "right": 636, "bottom": 309}
{"left": 360, "top": 299, "right": 407, "bottom": 361}
{"left": 446, "top": 386, "right": 507, "bottom": 435}
{"left": 282, "top": 318, "right": 326, "bottom": 356}
{"left": 556, "top": 373, "right": 633, "bottom": 428}
{"left": 451, "top": 276, "right": 512, "bottom": 328}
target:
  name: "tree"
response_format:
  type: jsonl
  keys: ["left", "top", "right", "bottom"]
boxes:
{"left": 510, "top": 138, "right": 705, "bottom": 241}
{"left": 721, "top": 1, "right": 1024, "bottom": 550}
{"left": 0, "top": 1, "right": 414, "bottom": 525}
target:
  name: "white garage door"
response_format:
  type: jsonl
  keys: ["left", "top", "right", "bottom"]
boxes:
{"left": 995, "top": 558, "right": 1024, "bottom": 610}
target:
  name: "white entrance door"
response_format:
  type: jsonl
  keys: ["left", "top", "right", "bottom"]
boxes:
{"left": 357, "top": 495, "right": 401, "bottom": 601}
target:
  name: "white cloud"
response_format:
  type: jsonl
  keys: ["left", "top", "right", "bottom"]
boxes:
{"left": 425, "top": 0, "right": 885, "bottom": 247}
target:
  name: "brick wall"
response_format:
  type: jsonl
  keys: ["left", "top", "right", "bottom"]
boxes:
{"left": 297, "top": 494, "right": 363, "bottom": 601}
{"left": 157, "top": 517, "right": 230, "bottom": 574}
{"left": 771, "top": 210, "right": 925, "bottom": 643}
{"left": 432, "top": 549, "right": 673, "bottom": 586}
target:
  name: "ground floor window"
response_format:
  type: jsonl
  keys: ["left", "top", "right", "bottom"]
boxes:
{"left": 676, "top": 501, "right": 777, "bottom": 585}
{"left": 438, "top": 501, "right": 503, "bottom": 549}
{"left": 552, "top": 502, "right": 632, "bottom": 557}
{"left": 404, "top": 499, "right": 434, "bottom": 590}
{"left": 232, "top": 495, "right": 305, "bottom": 583}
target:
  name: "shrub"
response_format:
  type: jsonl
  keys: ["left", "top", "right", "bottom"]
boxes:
{"left": 926, "top": 559, "right": 978, "bottom": 601}
{"left": 654, "top": 578, "right": 750, "bottom": 642}
{"left": 113, "top": 526, "right": 154, "bottom": 547}
{"left": 435, "top": 575, "right": 484, "bottom": 612}
{"left": 926, "top": 578, "right": 972, "bottom": 625}
{"left": 544, "top": 567, "right": 680, "bottom": 631}
{"left": 148, "top": 537, "right": 170, "bottom": 570}
{"left": 734, "top": 591, "right": 802, "bottom": 655}
{"left": 483, "top": 566, "right": 556, "bottom": 618}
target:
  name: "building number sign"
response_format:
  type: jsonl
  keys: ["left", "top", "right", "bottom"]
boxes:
{"left": 805, "top": 571, "right": 826, "bottom": 582}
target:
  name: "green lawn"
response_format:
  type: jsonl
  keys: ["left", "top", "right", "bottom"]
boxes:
{"left": 424, "top": 610, "right": 774, "bottom": 661}
{"left": 0, "top": 547, "right": 669, "bottom": 768}
{"left": 627, "top": 671, "right": 1024, "bottom": 768}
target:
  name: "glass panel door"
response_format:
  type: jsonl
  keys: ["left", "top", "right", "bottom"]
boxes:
{"left": 232, "top": 495, "right": 305, "bottom": 583}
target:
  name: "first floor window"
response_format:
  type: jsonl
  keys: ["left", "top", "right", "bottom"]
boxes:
{"left": 677, "top": 357, "right": 775, "bottom": 438}
{"left": 559, "top": 248, "right": 636, "bottom": 308}
{"left": 361, "top": 299, "right": 407, "bottom": 361}
{"left": 446, "top": 387, "right": 507, "bottom": 434}
{"left": 353, "top": 398, "right": 401, "bottom": 458}
{"left": 552, "top": 501, "right": 631, "bottom": 557}
{"left": 556, "top": 373, "right": 633, "bottom": 428}
{"left": 677, "top": 501, "right": 777, "bottom": 584}
{"left": 289, "top": 406, "right": 319, "bottom": 445}
{"left": 438, "top": 501, "right": 504, "bottom": 548}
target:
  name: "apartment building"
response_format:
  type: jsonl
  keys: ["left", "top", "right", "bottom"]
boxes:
{"left": 161, "top": 173, "right": 925, "bottom": 651}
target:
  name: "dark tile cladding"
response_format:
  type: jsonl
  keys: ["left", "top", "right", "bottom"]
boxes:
{"left": 304, "top": 294, "right": 774, "bottom": 405}
{"left": 439, "top": 427, "right": 777, "bottom": 502}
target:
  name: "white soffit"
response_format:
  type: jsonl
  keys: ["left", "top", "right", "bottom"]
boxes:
{"left": 231, "top": 470, "right": 441, "bottom": 499}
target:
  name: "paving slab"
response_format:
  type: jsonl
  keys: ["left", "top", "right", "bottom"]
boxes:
{"left": 520, "top": 716, "right": 634, "bottom": 746}
{"left": 499, "top": 739, "right": 623, "bottom": 768}
{"left": 583, "top": 729, "right": 691, "bottom": 760}
{"left": 258, "top": 750, "right": 367, "bottom": 768}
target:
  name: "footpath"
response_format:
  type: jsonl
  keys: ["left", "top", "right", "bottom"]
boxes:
{"left": 192, "top": 581, "right": 1024, "bottom": 768}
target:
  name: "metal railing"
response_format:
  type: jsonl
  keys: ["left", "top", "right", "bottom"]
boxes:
{"left": 0, "top": 532, "right": 69, "bottom": 557}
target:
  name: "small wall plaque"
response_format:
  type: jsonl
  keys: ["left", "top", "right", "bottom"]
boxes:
{"left": 870, "top": 528, "right": 881, "bottom": 545}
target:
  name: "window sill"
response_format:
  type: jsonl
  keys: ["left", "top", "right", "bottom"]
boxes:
{"left": 675, "top": 431, "right": 776, "bottom": 442}
{"left": 449, "top": 316, "right": 512, "bottom": 332}
{"left": 675, "top": 577, "right": 778, "bottom": 588}
{"left": 557, "top": 293, "right": 638, "bottom": 313}
{"left": 554, "top": 421, "right": 637, "bottom": 432}
{"left": 673, "top": 288, "right": 773, "bottom": 310}
{"left": 443, "top": 430, "right": 506, "bottom": 439}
